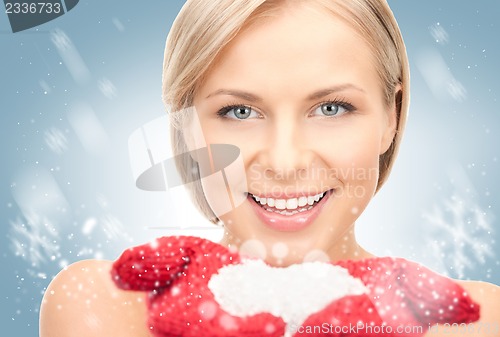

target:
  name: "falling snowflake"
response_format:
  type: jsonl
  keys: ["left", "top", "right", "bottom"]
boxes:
{"left": 447, "top": 77, "right": 467, "bottom": 102}
{"left": 9, "top": 213, "right": 61, "bottom": 268}
{"left": 112, "top": 17, "right": 125, "bottom": 32}
{"left": 422, "top": 168, "right": 494, "bottom": 279}
{"left": 44, "top": 128, "right": 68, "bottom": 154}
{"left": 429, "top": 23, "right": 449, "bottom": 44}
{"left": 98, "top": 77, "right": 117, "bottom": 99}
{"left": 50, "top": 28, "right": 90, "bottom": 84}
{"left": 39, "top": 80, "right": 51, "bottom": 95}
{"left": 81, "top": 217, "right": 97, "bottom": 235}
{"left": 416, "top": 48, "right": 467, "bottom": 103}
{"left": 50, "top": 29, "right": 71, "bottom": 51}
{"left": 100, "top": 214, "right": 133, "bottom": 242}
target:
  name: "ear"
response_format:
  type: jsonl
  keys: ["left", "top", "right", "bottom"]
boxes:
{"left": 379, "top": 85, "right": 401, "bottom": 155}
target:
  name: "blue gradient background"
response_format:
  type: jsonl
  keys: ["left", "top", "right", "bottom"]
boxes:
{"left": 1, "top": 1, "right": 499, "bottom": 336}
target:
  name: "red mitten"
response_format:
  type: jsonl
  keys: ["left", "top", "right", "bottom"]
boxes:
{"left": 112, "top": 236, "right": 480, "bottom": 337}
{"left": 335, "top": 257, "right": 480, "bottom": 335}
{"left": 112, "top": 236, "right": 286, "bottom": 337}
{"left": 293, "top": 294, "right": 388, "bottom": 337}
{"left": 290, "top": 258, "right": 479, "bottom": 337}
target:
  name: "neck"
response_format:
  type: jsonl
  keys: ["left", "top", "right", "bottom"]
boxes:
{"left": 219, "top": 226, "right": 373, "bottom": 267}
{"left": 325, "top": 228, "right": 373, "bottom": 263}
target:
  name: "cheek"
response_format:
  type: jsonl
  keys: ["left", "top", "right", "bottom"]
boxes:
{"left": 200, "top": 125, "right": 260, "bottom": 171}
{"left": 314, "top": 126, "right": 381, "bottom": 192}
{"left": 316, "top": 123, "right": 381, "bottom": 162}
{"left": 198, "top": 145, "right": 248, "bottom": 218}
{"left": 199, "top": 122, "right": 251, "bottom": 150}
{"left": 189, "top": 122, "right": 251, "bottom": 218}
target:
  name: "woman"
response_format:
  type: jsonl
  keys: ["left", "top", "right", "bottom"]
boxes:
{"left": 40, "top": 0, "right": 500, "bottom": 336}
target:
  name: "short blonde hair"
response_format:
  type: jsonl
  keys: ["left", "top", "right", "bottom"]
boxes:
{"left": 163, "top": 0, "right": 410, "bottom": 223}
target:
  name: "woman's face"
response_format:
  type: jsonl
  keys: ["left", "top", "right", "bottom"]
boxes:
{"left": 191, "top": 4, "right": 397, "bottom": 265}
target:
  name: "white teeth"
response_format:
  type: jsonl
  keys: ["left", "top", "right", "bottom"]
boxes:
{"left": 251, "top": 192, "right": 326, "bottom": 211}
{"left": 286, "top": 198, "right": 298, "bottom": 210}
{"left": 307, "top": 196, "right": 315, "bottom": 205}
{"left": 265, "top": 205, "right": 314, "bottom": 215}
{"left": 275, "top": 199, "right": 286, "bottom": 210}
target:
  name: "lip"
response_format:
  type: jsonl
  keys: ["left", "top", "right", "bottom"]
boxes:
{"left": 248, "top": 189, "right": 332, "bottom": 232}
{"left": 249, "top": 191, "right": 324, "bottom": 199}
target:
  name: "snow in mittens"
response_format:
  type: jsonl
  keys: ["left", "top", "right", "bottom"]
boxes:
{"left": 208, "top": 259, "right": 368, "bottom": 336}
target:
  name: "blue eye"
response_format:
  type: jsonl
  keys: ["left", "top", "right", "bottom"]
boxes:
{"left": 217, "top": 105, "right": 259, "bottom": 120}
{"left": 312, "top": 101, "right": 353, "bottom": 117}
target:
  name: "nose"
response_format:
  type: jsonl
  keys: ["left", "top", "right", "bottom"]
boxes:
{"left": 258, "top": 116, "right": 314, "bottom": 180}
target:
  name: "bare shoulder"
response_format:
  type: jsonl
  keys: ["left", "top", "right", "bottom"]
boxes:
{"left": 425, "top": 280, "right": 500, "bottom": 337}
{"left": 40, "top": 259, "right": 152, "bottom": 337}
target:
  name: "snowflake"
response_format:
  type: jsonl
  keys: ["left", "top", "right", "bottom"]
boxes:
{"left": 447, "top": 78, "right": 467, "bottom": 102}
{"left": 429, "top": 23, "right": 449, "bottom": 45}
{"left": 9, "top": 213, "right": 61, "bottom": 268}
{"left": 100, "top": 214, "right": 133, "bottom": 242}
{"left": 98, "top": 78, "right": 117, "bottom": 99}
{"left": 44, "top": 128, "right": 68, "bottom": 154}
{"left": 423, "top": 169, "right": 494, "bottom": 279}
{"left": 50, "top": 29, "right": 71, "bottom": 51}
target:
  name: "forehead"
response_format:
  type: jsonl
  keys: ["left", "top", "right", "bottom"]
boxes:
{"left": 197, "top": 3, "right": 381, "bottom": 101}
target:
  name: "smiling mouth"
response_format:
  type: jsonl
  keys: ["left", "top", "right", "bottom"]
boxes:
{"left": 249, "top": 191, "right": 330, "bottom": 216}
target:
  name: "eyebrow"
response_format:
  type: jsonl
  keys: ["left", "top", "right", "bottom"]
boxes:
{"left": 206, "top": 84, "right": 365, "bottom": 102}
{"left": 206, "top": 89, "right": 262, "bottom": 102}
{"left": 306, "top": 84, "right": 365, "bottom": 100}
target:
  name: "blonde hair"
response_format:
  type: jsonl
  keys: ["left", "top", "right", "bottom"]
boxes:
{"left": 163, "top": 0, "right": 410, "bottom": 223}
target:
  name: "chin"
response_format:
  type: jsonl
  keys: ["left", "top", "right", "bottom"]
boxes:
{"left": 221, "top": 194, "right": 358, "bottom": 262}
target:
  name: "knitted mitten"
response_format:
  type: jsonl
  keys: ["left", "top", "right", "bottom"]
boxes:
{"left": 112, "top": 236, "right": 480, "bottom": 337}
{"left": 112, "top": 236, "right": 286, "bottom": 337}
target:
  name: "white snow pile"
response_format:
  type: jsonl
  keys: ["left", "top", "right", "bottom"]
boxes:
{"left": 208, "top": 259, "right": 367, "bottom": 334}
